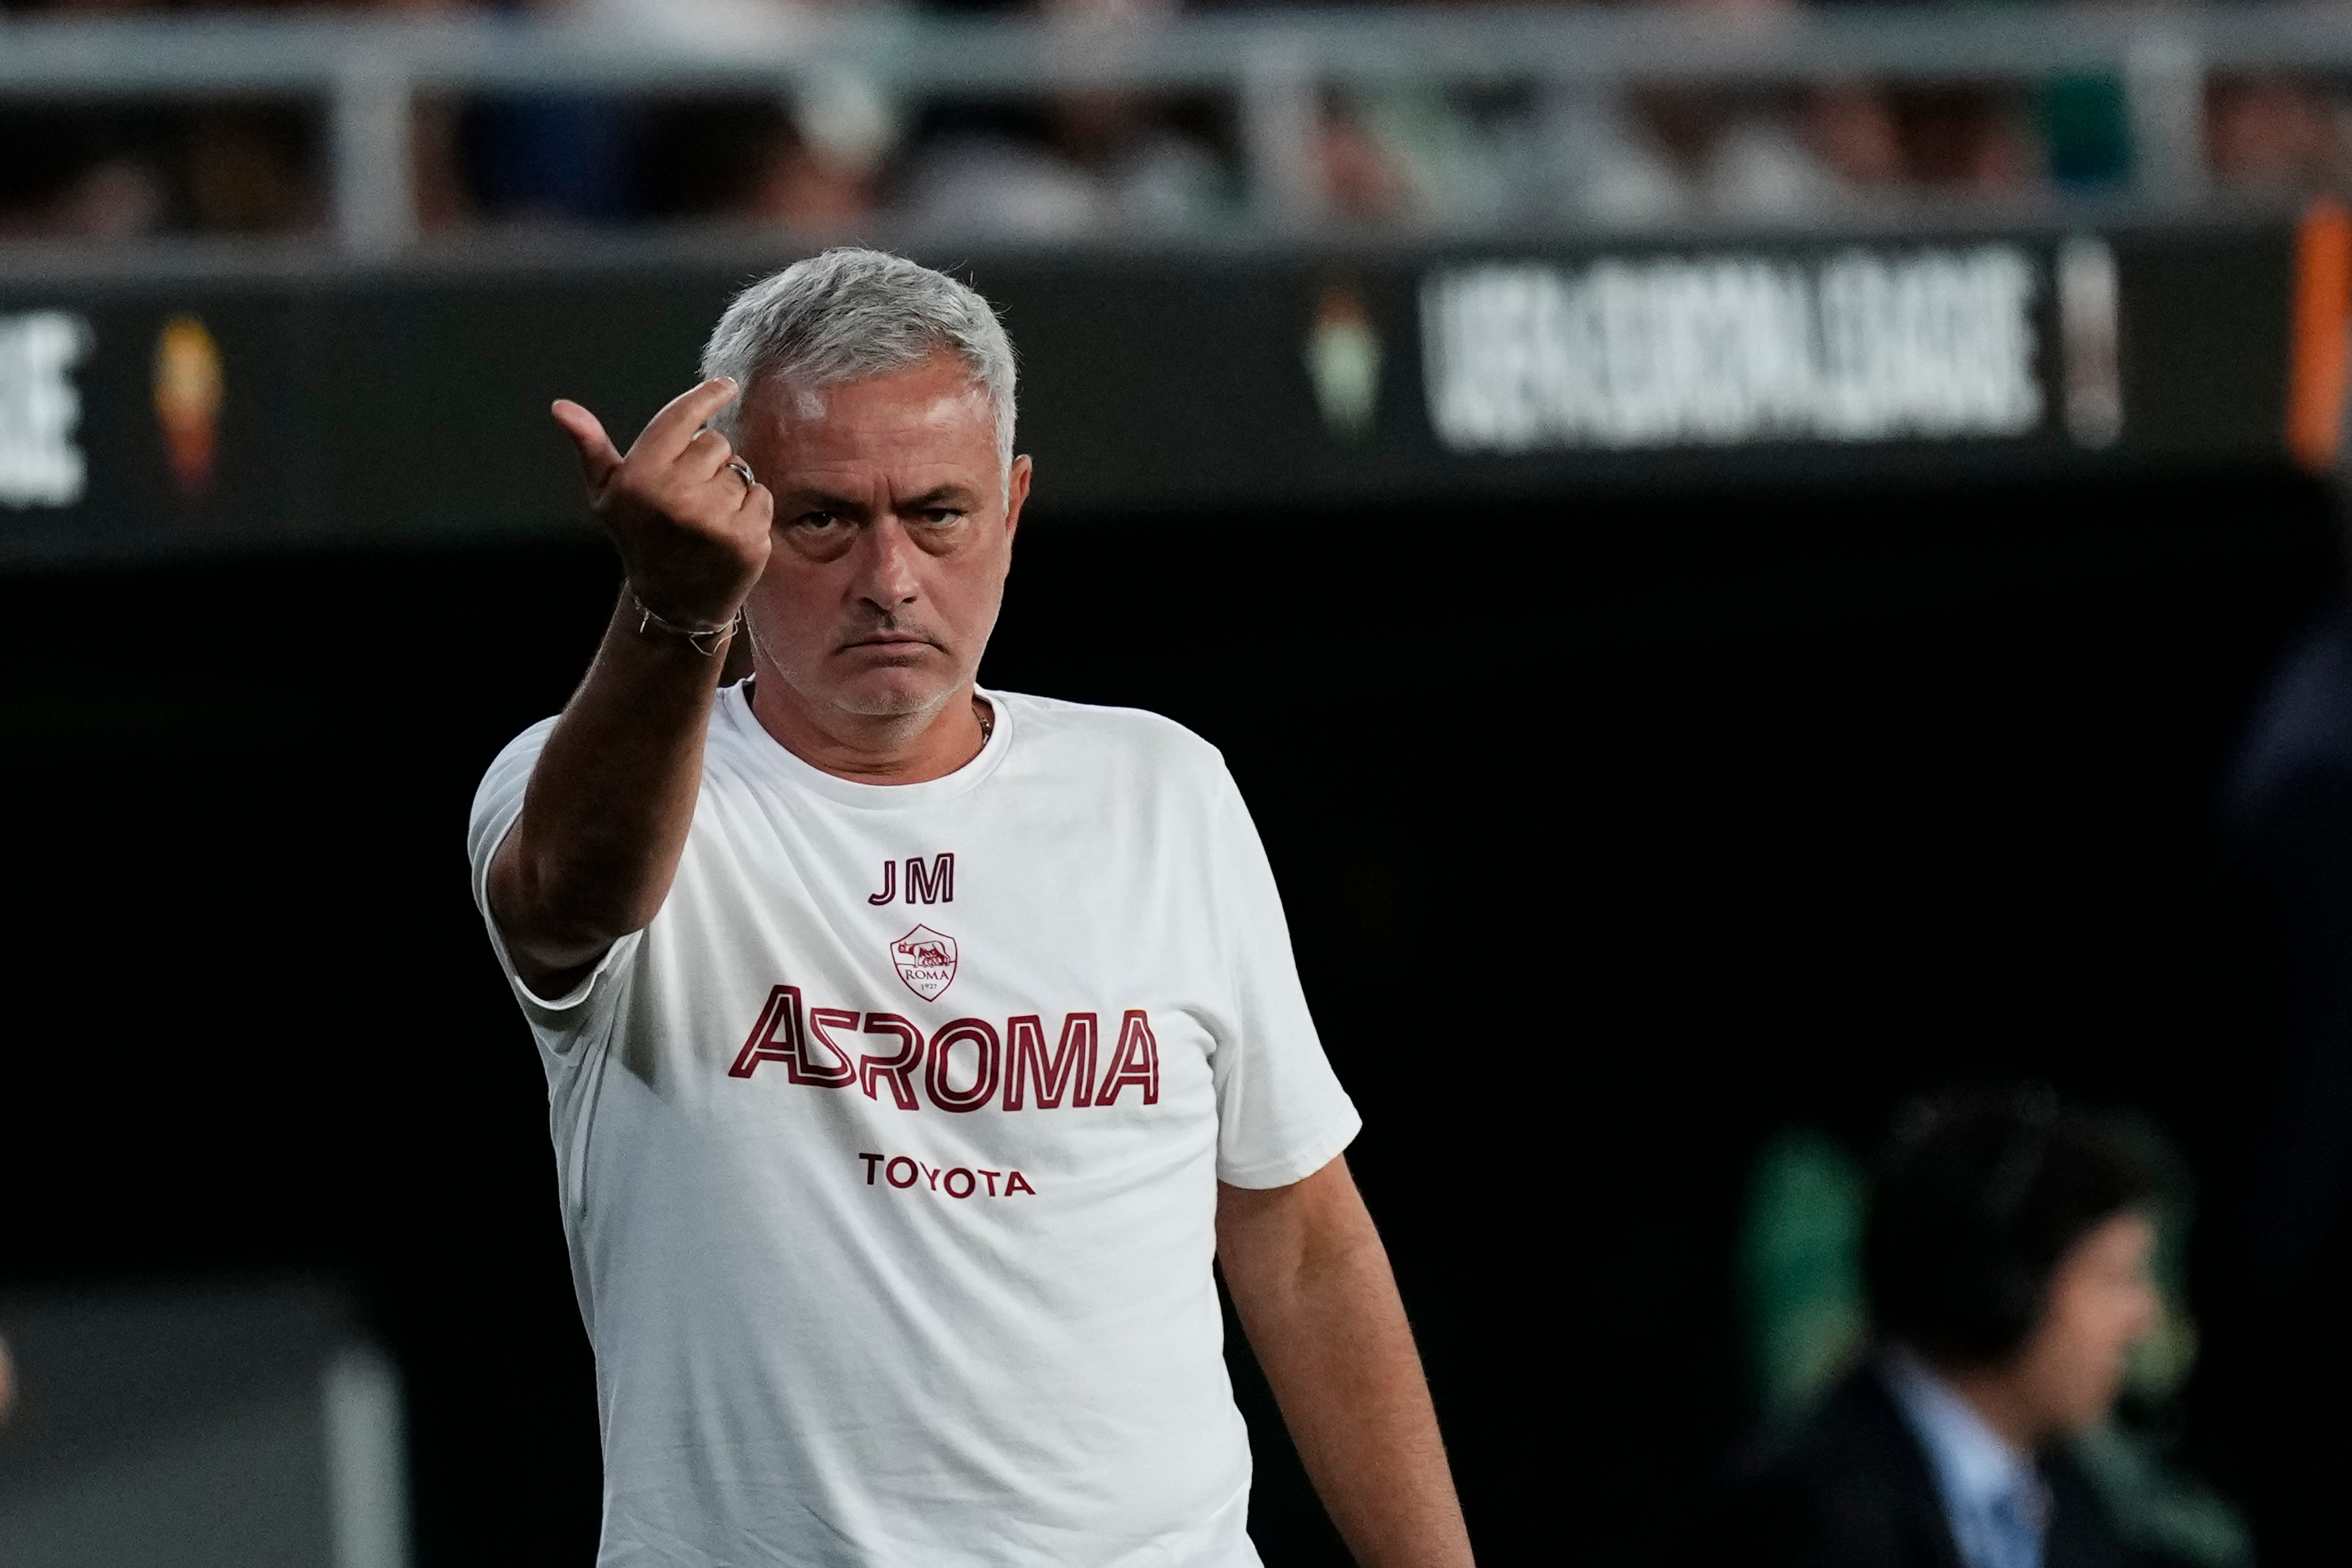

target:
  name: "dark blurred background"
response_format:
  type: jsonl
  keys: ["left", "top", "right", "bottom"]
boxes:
{"left": 3, "top": 466, "right": 2342, "bottom": 1563}
{"left": 6, "top": 2, "right": 2352, "bottom": 1566}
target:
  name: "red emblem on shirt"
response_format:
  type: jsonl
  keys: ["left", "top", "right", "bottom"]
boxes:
{"left": 891, "top": 925, "right": 959, "bottom": 1002}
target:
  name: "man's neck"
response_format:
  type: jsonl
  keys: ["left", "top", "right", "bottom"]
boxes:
{"left": 1937, "top": 1362, "right": 2047, "bottom": 1455}
{"left": 746, "top": 673, "right": 990, "bottom": 785}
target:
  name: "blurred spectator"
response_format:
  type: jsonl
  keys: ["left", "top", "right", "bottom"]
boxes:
{"left": 1311, "top": 23, "right": 2026, "bottom": 229}
{"left": 892, "top": 0, "right": 1233, "bottom": 241}
{"left": 461, "top": 81, "right": 893, "bottom": 236}
{"left": 1729, "top": 1089, "right": 2189, "bottom": 1568}
{"left": 186, "top": 106, "right": 323, "bottom": 235}
{"left": 1315, "top": 83, "right": 1799, "bottom": 231}
{"left": 458, "top": 0, "right": 676, "bottom": 227}
{"left": 1742, "top": 1114, "right": 2251, "bottom": 1568}
{"left": 894, "top": 97, "right": 1104, "bottom": 239}
{"left": 461, "top": 95, "right": 638, "bottom": 226}
{"left": 1798, "top": 85, "right": 1905, "bottom": 195}
{"left": 2208, "top": 77, "right": 2343, "bottom": 193}
{"left": 1318, "top": 86, "right": 1508, "bottom": 227}
{"left": 753, "top": 72, "right": 896, "bottom": 230}
{"left": 458, "top": 0, "right": 853, "bottom": 230}
{"left": 16, "top": 0, "right": 2352, "bottom": 245}
{"left": 896, "top": 105, "right": 1228, "bottom": 239}
{"left": 0, "top": 109, "right": 169, "bottom": 240}
{"left": 1889, "top": 86, "right": 2040, "bottom": 196}
{"left": 0, "top": 99, "right": 335, "bottom": 242}
{"left": 634, "top": 86, "right": 887, "bottom": 233}
{"left": 453, "top": 0, "right": 1238, "bottom": 239}
{"left": 411, "top": 99, "right": 478, "bottom": 233}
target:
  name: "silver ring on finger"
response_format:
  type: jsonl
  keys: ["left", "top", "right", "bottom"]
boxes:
{"left": 726, "top": 458, "right": 755, "bottom": 489}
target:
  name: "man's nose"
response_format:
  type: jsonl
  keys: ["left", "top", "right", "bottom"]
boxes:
{"left": 850, "top": 518, "right": 922, "bottom": 609}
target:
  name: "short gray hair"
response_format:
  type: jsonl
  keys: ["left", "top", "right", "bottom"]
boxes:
{"left": 701, "top": 248, "right": 1017, "bottom": 474}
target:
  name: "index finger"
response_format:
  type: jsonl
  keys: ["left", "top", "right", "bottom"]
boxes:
{"left": 631, "top": 377, "right": 742, "bottom": 466}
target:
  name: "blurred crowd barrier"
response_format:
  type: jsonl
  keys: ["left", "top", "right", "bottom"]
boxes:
{"left": 4, "top": 2, "right": 2352, "bottom": 252}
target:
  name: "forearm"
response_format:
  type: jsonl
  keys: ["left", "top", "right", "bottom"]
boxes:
{"left": 489, "top": 589, "right": 731, "bottom": 985}
{"left": 1220, "top": 1166, "right": 1473, "bottom": 1568}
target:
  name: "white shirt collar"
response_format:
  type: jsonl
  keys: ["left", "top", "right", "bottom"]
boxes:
{"left": 1881, "top": 1347, "right": 2050, "bottom": 1561}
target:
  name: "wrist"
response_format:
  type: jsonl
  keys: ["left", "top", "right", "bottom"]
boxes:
{"left": 628, "top": 589, "right": 738, "bottom": 657}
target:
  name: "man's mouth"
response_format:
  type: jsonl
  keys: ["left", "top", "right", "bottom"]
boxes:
{"left": 841, "top": 633, "right": 937, "bottom": 653}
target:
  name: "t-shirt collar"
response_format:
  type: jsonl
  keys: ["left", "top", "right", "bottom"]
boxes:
{"left": 718, "top": 681, "right": 1012, "bottom": 810}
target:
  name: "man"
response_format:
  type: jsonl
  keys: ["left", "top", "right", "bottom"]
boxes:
{"left": 468, "top": 248, "right": 1472, "bottom": 1567}
{"left": 1730, "top": 1088, "right": 2163, "bottom": 1568}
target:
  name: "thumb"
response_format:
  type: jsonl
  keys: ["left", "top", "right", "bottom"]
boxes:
{"left": 551, "top": 399, "right": 624, "bottom": 498}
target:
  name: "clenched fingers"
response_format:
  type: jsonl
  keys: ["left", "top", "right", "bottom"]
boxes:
{"left": 734, "top": 480, "right": 774, "bottom": 530}
{"left": 680, "top": 427, "right": 737, "bottom": 482}
{"left": 556, "top": 376, "right": 771, "bottom": 629}
{"left": 631, "top": 378, "right": 743, "bottom": 470}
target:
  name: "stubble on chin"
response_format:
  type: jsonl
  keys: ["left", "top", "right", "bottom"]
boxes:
{"left": 748, "top": 612, "right": 961, "bottom": 721}
{"left": 831, "top": 679, "right": 959, "bottom": 721}
{"left": 808, "top": 649, "right": 971, "bottom": 724}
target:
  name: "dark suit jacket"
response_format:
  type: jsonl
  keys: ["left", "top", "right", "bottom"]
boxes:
{"left": 1722, "top": 1364, "right": 2137, "bottom": 1568}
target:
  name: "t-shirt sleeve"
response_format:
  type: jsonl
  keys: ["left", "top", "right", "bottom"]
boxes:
{"left": 466, "top": 718, "right": 643, "bottom": 1051}
{"left": 1204, "top": 765, "right": 1362, "bottom": 1188}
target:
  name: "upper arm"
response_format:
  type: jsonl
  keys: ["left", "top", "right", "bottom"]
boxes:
{"left": 1216, "top": 1153, "right": 1381, "bottom": 1304}
{"left": 469, "top": 721, "right": 634, "bottom": 1021}
{"left": 486, "top": 821, "right": 612, "bottom": 1002}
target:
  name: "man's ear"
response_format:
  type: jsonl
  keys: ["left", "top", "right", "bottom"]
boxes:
{"left": 1003, "top": 454, "right": 1033, "bottom": 541}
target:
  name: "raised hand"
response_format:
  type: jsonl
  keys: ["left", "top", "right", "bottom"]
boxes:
{"left": 552, "top": 378, "right": 773, "bottom": 631}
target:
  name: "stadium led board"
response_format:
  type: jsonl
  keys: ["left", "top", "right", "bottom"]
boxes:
{"left": 0, "top": 213, "right": 2332, "bottom": 568}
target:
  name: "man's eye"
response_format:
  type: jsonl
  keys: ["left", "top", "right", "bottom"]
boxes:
{"left": 920, "top": 509, "right": 963, "bottom": 526}
{"left": 795, "top": 512, "right": 841, "bottom": 530}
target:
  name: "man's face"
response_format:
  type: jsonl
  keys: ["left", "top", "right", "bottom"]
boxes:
{"left": 734, "top": 351, "right": 1028, "bottom": 724}
{"left": 2011, "top": 1210, "right": 2161, "bottom": 1439}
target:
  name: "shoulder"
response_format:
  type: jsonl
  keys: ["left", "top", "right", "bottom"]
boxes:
{"left": 1725, "top": 1368, "right": 1952, "bottom": 1568}
{"left": 993, "top": 690, "right": 1231, "bottom": 787}
{"left": 470, "top": 715, "right": 559, "bottom": 820}
{"left": 485, "top": 715, "right": 559, "bottom": 773}
{"left": 467, "top": 714, "right": 559, "bottom": 872}
{"left": 994, "top": 689, "right": 1219, "bottom": 757}
{"left": 1748, "top": 1366, "right": 1925, "bottom": 1485}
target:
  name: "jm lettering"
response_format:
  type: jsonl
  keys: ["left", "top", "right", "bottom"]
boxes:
{"left": 868, "top": 853, "right": 955, "bottom": 906}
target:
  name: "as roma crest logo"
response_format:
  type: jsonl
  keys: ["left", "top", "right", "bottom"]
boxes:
{"left": 891, "top": 924, "right": 959, "bottom": 1002}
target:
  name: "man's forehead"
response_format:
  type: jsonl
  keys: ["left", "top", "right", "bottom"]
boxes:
{"left": 744, "top": 358, "right": 993, "bottom": 440}
{"left": 773, "top": 457, "right": 987, "bottom": 501}
{"left": 740, "top": 360, "right": 1005, "bottom": 498}
{"left": 756, "top": 406, "right": 990, "bottom": 486}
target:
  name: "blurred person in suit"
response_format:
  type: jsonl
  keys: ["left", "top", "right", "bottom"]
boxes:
{"left": 1730, "top": 1088, "right": 2163, "bottom": 1568}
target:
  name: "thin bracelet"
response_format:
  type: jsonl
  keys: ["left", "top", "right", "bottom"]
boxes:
{"left": 630, "top": 592, "right": 738, "bottom": 658}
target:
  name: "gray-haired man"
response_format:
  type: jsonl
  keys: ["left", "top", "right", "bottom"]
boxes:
{"left": 470, "top": 249, "right": 1472, "bottom": 1567}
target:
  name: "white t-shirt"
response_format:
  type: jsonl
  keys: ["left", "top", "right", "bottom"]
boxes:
{"left": 467, "top": 683, "right": 1361, "bottom": 1568}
